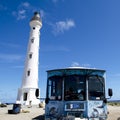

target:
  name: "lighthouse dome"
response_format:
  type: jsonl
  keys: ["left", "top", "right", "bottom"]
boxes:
{"left": 30, "top": 12, "right": 42, "bottom": 22}
{"left": 30, "top": 11, "right": 42, "bottom": 27}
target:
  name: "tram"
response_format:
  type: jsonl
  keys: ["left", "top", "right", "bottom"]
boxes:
{"left": 45, "top": 67, "right": 112, "bottom": 120}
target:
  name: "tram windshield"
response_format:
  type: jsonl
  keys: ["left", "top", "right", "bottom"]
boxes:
{"left": 47, "top": 75, "right": 105, "bottom": 101}
{"left": 47, "top": 75, "right": 86, "bottom": 101}
{"left": 64, "top": 75, "right": 86, "bottom": 101}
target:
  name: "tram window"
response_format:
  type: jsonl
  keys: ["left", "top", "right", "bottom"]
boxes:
{"left": 64, "top": 75, "right": 86, "bottom": 101}
{"left": 47, "top": 76, "right": 62, "bottom": 100}
{"left": 88, "top": 75, "right": 105, "bottom": 100}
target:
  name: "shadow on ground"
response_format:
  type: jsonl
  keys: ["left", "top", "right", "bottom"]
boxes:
{"left": 32, "top": 114, "right": 45, "bottom": 120}
{"left": 117, "top": 117, "right": 120, "bottom": 120}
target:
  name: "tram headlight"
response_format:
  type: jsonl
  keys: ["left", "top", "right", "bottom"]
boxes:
{"left": 92, "top": 109, "right": 99, "bottom": 117}
{"left": 49, "top": 107, "right": 58, "bottom": 116}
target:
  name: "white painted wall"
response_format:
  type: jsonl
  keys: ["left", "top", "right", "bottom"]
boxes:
{"left": 17, "top": 12, "right": 42, "bottom": 105}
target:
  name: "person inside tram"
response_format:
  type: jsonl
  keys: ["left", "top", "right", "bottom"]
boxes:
{"left": 65, "top": 87, "right": 85, "bottom": 100}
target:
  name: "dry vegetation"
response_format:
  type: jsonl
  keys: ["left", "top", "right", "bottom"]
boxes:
{"left": 0, "top": 104, "right": 7, "bottom": 107}
{"left": 107, "top": 101, "right": 120, "bottom": 106}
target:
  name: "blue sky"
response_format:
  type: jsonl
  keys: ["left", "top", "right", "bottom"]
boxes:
{"left": 0, "top": 0, "right": 120, "bottom": 103}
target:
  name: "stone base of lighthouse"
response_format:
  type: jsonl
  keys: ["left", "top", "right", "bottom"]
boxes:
{"left": 16, "top": 88, "right": 40, "bottom": 105}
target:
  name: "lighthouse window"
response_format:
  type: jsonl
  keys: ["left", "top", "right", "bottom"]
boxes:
{"left": 27, "top": 70, "right": 30, "bottom": 76}
{"left": 29, "top": 53, "right": 32, "bottom": 59}
{"left": 31, "top": 38, "right": 34, "bottom": 43}
{"left": 33, "top": 27, "right": 35, "bottom": 30}
{"left": 23, "top": 93, "right": 28, "bottom": 101}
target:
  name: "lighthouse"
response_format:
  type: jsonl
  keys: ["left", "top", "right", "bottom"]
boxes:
{"left": 17, "top": 12, "right": 42, "bottom": 105}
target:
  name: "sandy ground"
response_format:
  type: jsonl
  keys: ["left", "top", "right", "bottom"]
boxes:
{"left": 0, "top": 105, "right": 45, "bottom": 120}
{"left": 107, "top": 105, "right": 120, "bottom": 120}
{"left": 0, "top": 105, "right": 120, "bottom": 120}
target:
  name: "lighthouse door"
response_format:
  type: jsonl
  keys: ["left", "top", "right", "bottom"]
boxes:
{"left": 23, "top": 93, "right": 28, "bottom": 101}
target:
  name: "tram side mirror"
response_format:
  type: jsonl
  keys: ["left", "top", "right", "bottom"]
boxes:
{"left": 35, "top": 89, "right": 39, "bottom": 98}
{"left": 45, "top": 98, "right": 49, "bottom": 104}
{"left": 108, "top": 88, "right": 113, "bottom": 97}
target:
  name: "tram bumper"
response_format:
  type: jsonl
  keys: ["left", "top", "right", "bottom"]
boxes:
{"left": 45, "top": 116, "right": 106, "bottom": 120}
{"left": 45, "top": 116, "right": 88, "bottom": 120}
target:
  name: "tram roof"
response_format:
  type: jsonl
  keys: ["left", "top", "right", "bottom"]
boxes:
{"left": 47, "top": 67, "right": 105, "bottom": 73}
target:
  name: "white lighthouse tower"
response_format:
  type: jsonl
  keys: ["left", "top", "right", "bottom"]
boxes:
{"left": 17, "top": 12, "right": 42, "bottom": 105}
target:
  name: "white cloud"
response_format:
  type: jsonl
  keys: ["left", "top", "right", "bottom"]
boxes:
{"left": 22, "top": 2, "right": 30, "bottom": 8}
{"left": 71, "top": 62, "right": 80, "bottom": 67}
{"left": 71, "top": 62, "right": 91, "bottom": 68}
{"left": 82, "top": 64, "right": 91, "bottom": 68}
{"left": 12, "top": 9, "right": 26, "bottom": 20}
{"left": 52, "top": 19, "right": 75, "bottom": 35}
{"left": 19, "top": 2, "right": 30, "bottom": 10}
{"left": 12, "top": 2, "right": 30, "bottom": 20}
{"left": 12, "top": 2, "right": 45, "bottom": 21}
{"left": 17, "top": 9, "right": 26, "bottom": 20}
{"left": 0, "top": 54, "right": 23, "bottom": 62}
{"left": 19, "top": 9, "right": 25, "bottom": 14}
